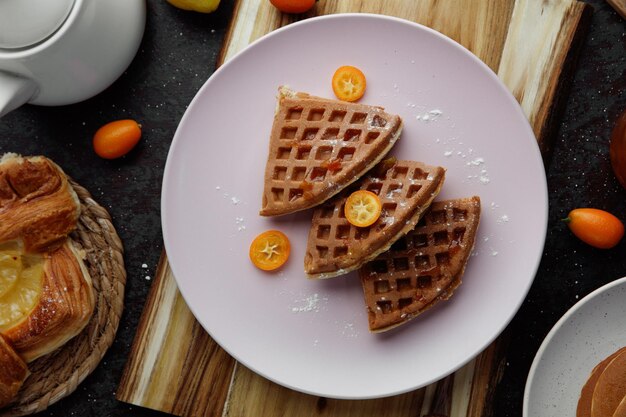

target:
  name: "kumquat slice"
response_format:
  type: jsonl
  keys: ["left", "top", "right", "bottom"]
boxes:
{"left": 249, "top": 230, "right": 291, "bottom": 271}
{"left": 332, "top": 65, "right": 367, "bottom": 102}
{"left": 344, "top": 190, "right": 382, "bottom": 227}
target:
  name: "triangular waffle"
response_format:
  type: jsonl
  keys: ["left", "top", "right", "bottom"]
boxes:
{"left": 359, "top": 197, "right": 481, "bottom": 333}
{"left": 260, "top": 87, "right": 403, "bottom": 216}
{"left": 304, "top": 159, "right": 445, "bottom": 279}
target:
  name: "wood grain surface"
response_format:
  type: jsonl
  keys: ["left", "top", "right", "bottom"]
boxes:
{"left": 117, "top": 0, "right": 592, "bottom": 415}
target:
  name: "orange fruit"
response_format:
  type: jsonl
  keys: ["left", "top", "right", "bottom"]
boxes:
{"left": 93, "top": 119, "right": 142, "bottom": 159}
{"left": 344, "top": 190, "right": 382, "bottom": 227}
{"left": 0, "top": 246, "right": 44, "bottom": 332}
{"left": 332, "top": 65, "right": 366, "bottom": 102}
{"left": 269, "top": 0, "right": 315, "bottom": 13}
{"left": 564, "top": 208, "right": 624, "bottom": 249}
{"left": 249, "top": 230, "right": 291, "bottom": 271}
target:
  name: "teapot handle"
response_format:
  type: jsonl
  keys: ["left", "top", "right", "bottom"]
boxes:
{"left": 0, "top": 72, "right": 38, "bottom": 118}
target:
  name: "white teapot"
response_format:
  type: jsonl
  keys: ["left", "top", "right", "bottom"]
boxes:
{"left": 0, "top": 0, "right": 146, "bottom": 117}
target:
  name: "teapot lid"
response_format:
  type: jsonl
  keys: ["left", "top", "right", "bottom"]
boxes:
{"left": 0, "top": 0, "right": 75, "bottom": 49}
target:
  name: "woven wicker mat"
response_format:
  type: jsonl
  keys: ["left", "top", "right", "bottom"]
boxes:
{"left": 0, "top": 179, "right": 126, "bottom": 417}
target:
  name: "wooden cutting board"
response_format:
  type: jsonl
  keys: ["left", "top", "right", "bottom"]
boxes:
{"left": 117, "top": 0, "right": 591, "bottom": 415}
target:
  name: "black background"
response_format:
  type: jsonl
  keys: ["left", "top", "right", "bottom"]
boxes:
{"left": 0, "top": 0, "right": 624, "bottom": 416}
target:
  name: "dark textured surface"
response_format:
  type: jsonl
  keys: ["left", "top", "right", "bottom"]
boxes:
{"left": 0, "top": 0, "right": 623, "bottom": 416}
{"left": 0, "top": 0, "right": 234, "bottom": 416}
{"left": 493, "top": 1, "right": 626, "bottom": 415}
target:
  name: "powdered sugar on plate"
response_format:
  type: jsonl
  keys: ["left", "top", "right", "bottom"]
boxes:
{"left": 337, "top": 321, "right": 359, "bottom": 338}
{"left": 235, "top": 217, "right": 246, "bottom": 231}
{"left": 464, "top": 157, "right": 491, "bottom": 185}
{"left": 291, "top": 293, "right": 328, "bottom": 313}
{"left": 416, "top": 109, "right": 443, "bottom": 122}
{"left": 215, "top": 185, "right": 248, "bottom": 232}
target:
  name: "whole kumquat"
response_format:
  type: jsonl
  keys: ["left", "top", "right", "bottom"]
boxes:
{"left": 564, "top": 208, "right": 624, "bottom": 249}
{"left": 269, "top": 0, "right": 315, "bottom": 14}
{"left": 93, "top": 119, "right": 142, "bottom": 159}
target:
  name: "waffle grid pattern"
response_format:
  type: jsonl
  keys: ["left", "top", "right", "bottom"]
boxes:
{"left": 359, "top": 197, "right": 480, "bottom": 331}
{"left": 262, "top": 94, "right": 401, "bottom": 215}
{"left": 305, "top": 161, "right": 445, "bottom": 276}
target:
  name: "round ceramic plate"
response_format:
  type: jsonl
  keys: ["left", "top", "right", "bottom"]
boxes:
{"left": 162, "top": 14, "right": 548, "bottom": 399}
{"left": 524, "top": 277, "right": 626, "bottom": 416}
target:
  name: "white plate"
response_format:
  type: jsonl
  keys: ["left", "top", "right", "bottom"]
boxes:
{"left": 162, "top": 14, "right": 548, "bottom": 399}
{"left": 524, "top": 277, "right": 626, "bottom": 415}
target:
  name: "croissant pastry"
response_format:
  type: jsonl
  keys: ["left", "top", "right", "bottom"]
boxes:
{"left": 0, "top": 334, "right": 29, "bottom": 408}
{"left": 0, "top": 154, "right": 81, "bottom": 253}
{"left": 0, "top": 154, "right": 96, "bottom": 405}
{"left": 0, "top": 239, "right": 95, "bottom": 363}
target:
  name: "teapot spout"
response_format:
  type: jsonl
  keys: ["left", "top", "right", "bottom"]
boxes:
{"left": 0, "top": 72, "right": 38, "bottom": 118}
